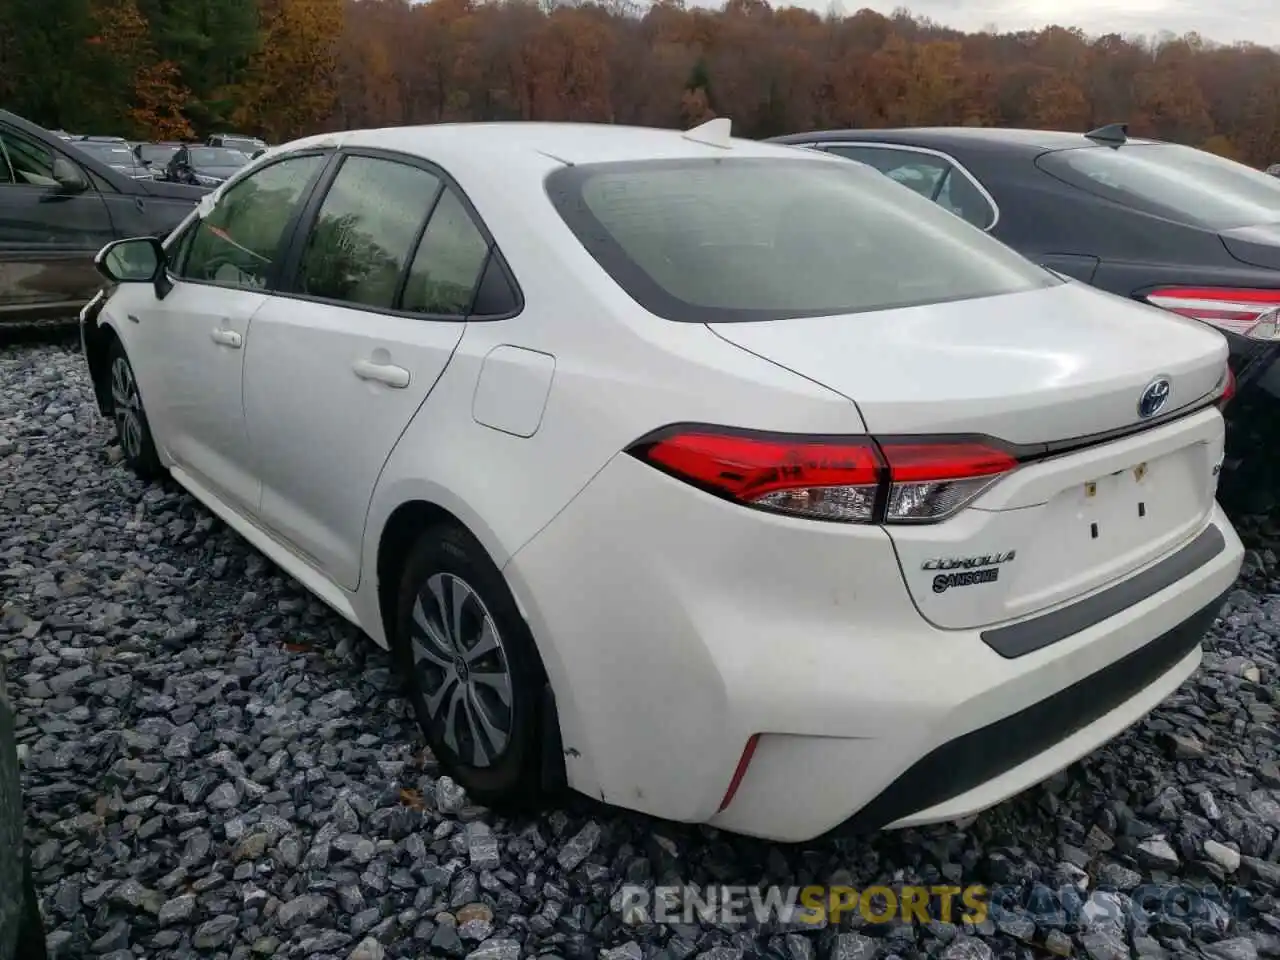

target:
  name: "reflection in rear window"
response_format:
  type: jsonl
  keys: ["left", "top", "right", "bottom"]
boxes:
{"left": 1038, "top": 143, "right": 1280, "bottom": 230}
{"left": 545, "top": 157, "right": 1056, "bottom": 323}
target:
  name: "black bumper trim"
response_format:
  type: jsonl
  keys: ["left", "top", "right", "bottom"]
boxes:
{"left": 831, "top": 589, "right": 1228, "bottom": 836}
{"left": 981, "top": 524, "right": 1226, "bottom": 659}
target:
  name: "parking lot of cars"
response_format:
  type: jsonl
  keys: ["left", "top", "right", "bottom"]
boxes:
{"left": 0, "top": 111, "right": 224, "bottom": 329}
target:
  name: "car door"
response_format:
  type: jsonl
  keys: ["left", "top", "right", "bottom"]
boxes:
{"left": 820, "top": 143, "right": 999, "bottom": 231}
{"left": 124, "top": 150, "right": 330, "bottom": 513}
{"left": 0, "top": 121, "right": 114, "bottom": 318}
{"left": 243, "top": 150, "right": 497, "bottom": 590}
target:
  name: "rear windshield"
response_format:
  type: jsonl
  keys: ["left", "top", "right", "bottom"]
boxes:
{"left": 139, "top": 144, "right": 179, "bottom": 163}
{"left": 191, "top": 147, "right": 249, "bottom": 166}
{"left": 1038, "top": 143, "right": 1280, "bottom": 230}
{"left": 545, "top": 157, "right": 1057, "bottom": 323}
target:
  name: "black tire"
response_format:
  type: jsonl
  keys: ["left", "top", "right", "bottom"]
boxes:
{"left": 14, "top": 852, "right": 47, "bottom": 960}
{"left": 393, "top": 522, "right": 549, "bottom": 808}
{"left": 106, "top": 338, "right": 164, "bottom": 480}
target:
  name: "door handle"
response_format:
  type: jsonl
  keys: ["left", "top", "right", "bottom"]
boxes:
{"left": 210, "top": 328, "right": 242, "bottom": 348}
{"left": 353, "top": 359, "right": 410, "bottom": 388}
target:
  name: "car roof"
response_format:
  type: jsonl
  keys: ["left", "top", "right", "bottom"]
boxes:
{"left": 279, "top": 121, "right": 828, "bottom": 170}
{"left": 770, "top": 127, "right": 1165, "bottom": 155}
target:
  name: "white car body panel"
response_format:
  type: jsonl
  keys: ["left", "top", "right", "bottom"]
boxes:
{"left": 90, "top": 121, "right": 1245, "bottom": 842}
{"left": 242, "top": 297, "right": 465, "bottom": 590}
{"left": 112, "top": 280, "right": 267, "bottom": 513}
{"left": 706, "top": 281, "right": 1227, "bottom": 444}
{"left": 889, "top": 407, "right": 1225, "bottom": 629}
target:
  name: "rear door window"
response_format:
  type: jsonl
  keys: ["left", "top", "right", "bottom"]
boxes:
{"left": 1037, "top": 143, "right": 1280, "bottom": 230}
{"left": 294, "top": 154, "right": 442, "bottom": 310}
{"left": 546, "top": 156, "right": 1055, "bottom": 324}
{"left": 823, "top": 145, "right": 996, "bottom": 230}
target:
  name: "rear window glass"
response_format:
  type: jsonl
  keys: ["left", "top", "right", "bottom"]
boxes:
{"left": 1038, "top": 143, "right": 1280, "bottom": 230}
{"left": 190, "top": 147, "right": 249, "bottom": 166}
{"left": 545, "top": 157, "right": 1056, "bottom": 323}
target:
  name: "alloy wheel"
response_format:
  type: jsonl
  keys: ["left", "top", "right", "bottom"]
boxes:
{"left": 409, "top": 573, "right": 514, "bottom": 768}
{"left": 110, "top": 356, "right": 144, "bottom": 461}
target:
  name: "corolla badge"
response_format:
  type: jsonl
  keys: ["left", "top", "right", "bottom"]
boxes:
{"left": 1138, "top": 377, "right": 1171, "bottom": 419}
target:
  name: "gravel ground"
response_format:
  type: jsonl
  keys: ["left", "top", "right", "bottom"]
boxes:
{"left": 3, "top": 338, "right": 1280, "bottom": 960}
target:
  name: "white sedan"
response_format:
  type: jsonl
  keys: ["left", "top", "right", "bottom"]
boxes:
{"left": 79, "top": 119, "right": 1244, "bottom": 842}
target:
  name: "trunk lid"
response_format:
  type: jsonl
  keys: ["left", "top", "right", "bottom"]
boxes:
{"left": 706, "top": 282, "right": 1226, "bottom": 443}
{"left": 707, "top": 281, "right": 1229, "bottom": 629}
{"left": 1219, "top": 223, "right": 1280, "bottom": 272}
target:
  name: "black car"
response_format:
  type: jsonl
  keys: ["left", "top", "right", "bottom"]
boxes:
{"left": 769, "top": 124, "right": 1280, "bottom": 403}
{"left": 1268, "top": 163, "right": 1280, "bottom": 178}
{"left": 1, "top": 666, "right": 47, "bottom": 960}
{"left": 71, "top": 138, "right": 151, "bottom": 180}
{"left": 164, "top": 145, "right": 250, "bottom": 187}
{"left": 0, "top": 109, "right": 208, "bottom": 326}
{"left": 133, "top": 141, "right": 184, "bottom": 177}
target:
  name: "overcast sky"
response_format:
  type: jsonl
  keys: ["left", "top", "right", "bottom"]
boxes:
{"left": 753, "top": 0, "right": 1279, "bottom": 47}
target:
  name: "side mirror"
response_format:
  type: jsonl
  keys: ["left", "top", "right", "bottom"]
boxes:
{"left": 51, "top": 156, "right": 89, "bottom": 194}
{"left": 95, "top": 237, "right": 164, "bottom": 284}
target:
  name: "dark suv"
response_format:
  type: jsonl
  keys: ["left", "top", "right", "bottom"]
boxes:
{"left": 1, "top": 666, "right": 46, "bottom": 960}
{"left": 0, "top": 109, "right": 209, "bottom": 327}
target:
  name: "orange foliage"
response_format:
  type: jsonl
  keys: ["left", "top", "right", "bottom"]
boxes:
{"left": 232, "top": 0, "right": 346, "bottom": 142}
{"left": 90, "top": 0, "right": 193, "bottom": 140}
{"left": 132, "top": 60, "right": 196, "bottom": 141}
{"left": 310, "top": 0, "right": 1280, "bottom": 167}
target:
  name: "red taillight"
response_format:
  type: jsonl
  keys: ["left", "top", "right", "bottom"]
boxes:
{"left": 1217, "top": 365, "right": 1236, "bottom": 411}
{"left": 1145, "top": 287, "right": 1280, "bottom": 340}
{"left": 628, "top": 428, "right": 1018, "bottom": 524}
{"left": 638, "top": 431, "right": 882, "bottom": 522}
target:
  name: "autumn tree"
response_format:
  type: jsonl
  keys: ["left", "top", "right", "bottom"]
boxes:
{"left": 0, "top": 0, "right": 102, "bottom": 130}
{"left": 8, "top": 0, "right": 1280, "bottom": 172}
{"left": 135, "top": 0, "right": 262, "bottom": 131}
{"left": 231, "top": 0, "right": 345, "bottom": 141}
{"left": 1026, "top": 72, "right": 1091, "bottom": 130}
{"left": 86, "top": 0, "right": 194, "bottom": 139}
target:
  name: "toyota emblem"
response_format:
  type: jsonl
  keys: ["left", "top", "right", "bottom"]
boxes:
{"left": 1138, "top": 377, "right": 1171, "bottom": 419}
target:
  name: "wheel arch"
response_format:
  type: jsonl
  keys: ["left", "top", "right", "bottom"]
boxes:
{"left": 84, "top": 316, "right": 122, "bottom": 417}
{"left": 369, "top": 491, "right": 579, "bottom": 796}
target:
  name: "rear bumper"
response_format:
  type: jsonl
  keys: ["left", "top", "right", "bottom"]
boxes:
{"left": 506, "top": 451, "right": 1243, "bottom": 843}
{"left": 831, "top": 587, "right": 1225, "bottom": 834}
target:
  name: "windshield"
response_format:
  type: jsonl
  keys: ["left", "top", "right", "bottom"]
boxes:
{"left": 546, "top": 156, "right": 1057, "bottom": 323}
{"left": 139, "top": 144, "right": 179, "bottom": 163}
{"left": 78, "top": 143, "right": 135, "bottom": 165}
{"left": 78, "top": 142, "right": 132, "bottom": 160}
{"left": 1037, "top": 143, "right": 1280, "bottom": 230}
{"left": 190, "top": 147, "right": 249, "bottom": 167}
